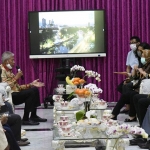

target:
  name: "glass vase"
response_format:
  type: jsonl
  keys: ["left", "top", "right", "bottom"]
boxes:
{"left": 84, "top": 101, "right": 90, "bottom": 112}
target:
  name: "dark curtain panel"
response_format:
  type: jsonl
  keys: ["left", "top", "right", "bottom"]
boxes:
{"left": 0, "top": 0, "right": 150, "bottom": 102}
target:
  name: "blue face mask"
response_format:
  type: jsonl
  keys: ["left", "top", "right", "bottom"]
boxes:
{"left": 141, "top": 57, "right": 147, "bottom": 65}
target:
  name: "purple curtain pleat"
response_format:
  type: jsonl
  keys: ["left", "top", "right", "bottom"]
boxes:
{"left": 1, "top": 0, "right": 150, "bottom": 102}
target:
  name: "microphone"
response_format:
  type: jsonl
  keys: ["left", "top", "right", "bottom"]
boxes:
{"left": 16, "top": 66, "right": 24, "bottom": 80}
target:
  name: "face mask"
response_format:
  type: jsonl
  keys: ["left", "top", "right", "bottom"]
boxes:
{"left": 141, "top": 57, "right": 147, "bottom": 65}
{"left": 130, "top": 44, "right": 137, "bottom": 51}
{"left": 6, "top": 64, "right": 12, "bottom": 69}
{"left": 137, "top": 51, "right": 142, "bottom": 57}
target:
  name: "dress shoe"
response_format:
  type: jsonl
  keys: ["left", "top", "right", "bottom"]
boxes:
{"left": 124, "top": 117, "right": 137, "bottom": 122}
{"left": 17, "top": 141, "right": 30, "bottom": 146}
{"left": 30, "top": 116, "right": 47, "bottom": 122}
{"left": 138, "top": 140, "right": 150, "bottom": 149}
{"left": 21, "top": 138, "right": 28, "bottom": 142}
{"left": 130, "top": 138, "right": 147, "bottom": 146}
{"left": 132, "top": 134, "right": 142, "bottom": 139}
{"left": 110, "top": 116, "right": 117, "bottom": 120}
{"left": 120, "top": 109, "right": 129, "bottom": 114}
{"left": 22, "top": 120, "right": 40, "bottom": 125}
{"left": 95, "top": 146, "right": 106, "bottom": 150}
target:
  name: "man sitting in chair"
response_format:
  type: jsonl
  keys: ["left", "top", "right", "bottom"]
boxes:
{"left": 0, "top": 51, "right": 47, "bottom": 125}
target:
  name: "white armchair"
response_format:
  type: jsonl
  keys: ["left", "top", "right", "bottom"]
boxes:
{"left": 0, "top": 83, "right": 14, "bottom": 113}
{"left": 139, "top": 79, "right": 150, "bottom": 94}
{"left": 5, "top": 85, "right": 13, "bottom": 104}
{"left": 0, "top": 83, "right": 27, "bottom": 138}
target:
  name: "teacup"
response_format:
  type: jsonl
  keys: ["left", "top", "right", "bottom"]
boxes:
{"left": 103, "top": 114, "right": 111, "bottom": 120}
{"left": 53, "top": 95, "right": 63, "bottom": 102}
{"left": 100, "top": 101, "right": 106, "bottom": 105}
{"left": 61, "top": 125, "right": 72, "bottom": 132}
{"left": 61, "top": 101, "right": 68, "bottom": 107}
{"left": 60, "top": 116, "right": 69, "bottom": 121}
{"left": 58, "top": 120, "right": 68, "bottom": 126}
{"left": 58, "top": 84, "right": 64, "bottom": 88}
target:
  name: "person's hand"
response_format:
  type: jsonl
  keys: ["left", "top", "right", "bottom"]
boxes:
{"left": 123, "top": 80, "right": 126, "bottom": 85}
{"left": 134, "top": 65, "right": 138, "bottom": 70}
{"left": 31, "top": 79, "right": 45, "bottom": 87}
{"left": 15, "top": 71, "right": 23, "bottom": 80}
{"left": 138, "top": 68, "right": 147, "bottom": 76}
{"left": 137, "top": 68, "right": 144, "bottom": 74}
{"left": 127, "top": 73, "right": 131, "bottom": 77}
{"left": 3, "top": 129, "right": 6, "bottom": 132}
{"left": 123, "top": 78, "right": 130, "bottom": 85}
{"left": 1, "top": 115, "right": 8, "bottom": 125}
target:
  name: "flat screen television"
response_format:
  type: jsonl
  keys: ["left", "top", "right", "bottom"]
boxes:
{"left": 28, "top": 10, "right": 106, "bottom": 59}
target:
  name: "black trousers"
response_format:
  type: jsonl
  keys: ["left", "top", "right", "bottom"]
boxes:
{"left": 133, "top": 94, "right": 150, "bottom": 126}
{"left": 117, "top": 81, "right": 133, "bottom": 94}
{"left": 112, "top": 90, "right": 138, "bottom": 117}
{"left": 122, "top": 82, "right": 133, "bottom": 94}
{"left": 12, "top": 87, "right": 41, "bottom": 112}
{"left": 7, "top": 114, "right": 21, "bottom": 141}
{"left": 4, "top": 126, "right": 21, "bottom": 150}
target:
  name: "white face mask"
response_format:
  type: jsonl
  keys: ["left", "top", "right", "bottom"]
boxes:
{"left": 137, "top": 51, "right": 142, "bottom": 57}
{"left": 130, "top": 44, "right": 137, "bottom": 51}
{"left": 6, "top": 64, "right": 12, "bottom": 69}
{"left": 141, "top": 57, "right": 147, "bottom": 65}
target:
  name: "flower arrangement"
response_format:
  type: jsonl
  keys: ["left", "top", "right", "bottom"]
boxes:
{"left": 105, "top": 123, "right": 148, "bottom": 138}
{"left": 70, "top": 65, "right": 85, "bottom": 72}
{"left": 75, "top": 110, "right": 97, "bottom": 121}
{"left": 84, "top": 83, "right": 103, "bottom": 94}
{"left": 66, "top": 65, "right": 102, "bottom": 97}
{"left": 99, "top": 122, "right": 148, "bottom": 150}
{"left": 70, "top": 65, "right": 101, "bottom": 82}
{"left": 65, "top": 65, "right": 103, "bottom": 120}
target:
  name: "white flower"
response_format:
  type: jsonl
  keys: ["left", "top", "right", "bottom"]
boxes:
{"left": 106, "top": 126, "right": 117, "bottom": 135}
{"left": 81, "top": 67, "right": 85, "bottom": 71}
{"left": 85, "top": 110, "right": 96, "bottom": 119}
{"left": 70, "top": 68, "right": 75, "bottom": 72}
{"left": 70, "top": 65, "right": 85, "bottom": 72}
{"left": 85, "top": 70, "right": 94, "bottom": 77}
{"left": 128, "top": 126, "right": 137, "bottom": 134}
{"left": 142, "top": 133, "right": 148, "bottom": 139}
{"left": 95, "top": 77, "right": 100, "bottom": 80}
{"left": 97, "top": 74, "right": 101, "bottom": 77}
{"left": 99, "top": 122, "right": 107, "bottom": 131}
{"left": 93, "top": 88, "right": 103, "bottom": 94}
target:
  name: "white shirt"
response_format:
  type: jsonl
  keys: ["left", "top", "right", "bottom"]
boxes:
{"left": 0, "top": 122, "right": 8, "bottom": 150}
{"left": 126, "top": 50, "right": 139, "bottom": 69}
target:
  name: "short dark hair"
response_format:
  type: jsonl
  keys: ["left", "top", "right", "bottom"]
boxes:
{"left": 130, "top": 36, "right": 141, "bottom": 43}
{"left": 138, "top": 42, "right": 150, "bottom": 50}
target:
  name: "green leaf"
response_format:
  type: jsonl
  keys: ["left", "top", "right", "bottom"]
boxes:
{"left": 90, "top": 115, "right": 97, "bottom": 118}
{"left": 76, "top": 110, "right": 85, "bottom": 121}
{"left": 67, "top": 92, "right": 74, "bottom": 100}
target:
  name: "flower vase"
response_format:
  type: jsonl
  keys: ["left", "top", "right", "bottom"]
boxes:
{"left": 84, "top": 101, "right": 90, "bottom": 112}
{"left": 92, "top": 93, "right": 100, "bottom": 101}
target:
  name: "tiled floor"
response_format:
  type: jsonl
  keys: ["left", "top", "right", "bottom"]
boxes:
{"left": 14, "top": 104, "right": 148, "bottom": 150}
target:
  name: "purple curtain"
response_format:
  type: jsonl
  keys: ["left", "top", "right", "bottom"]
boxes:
{"left": 1, "top": 0, "right": 150, "bottom": 103}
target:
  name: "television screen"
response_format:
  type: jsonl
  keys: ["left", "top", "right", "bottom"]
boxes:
{"left": 28, "top": 10, "right": 106, "bottom": 59}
